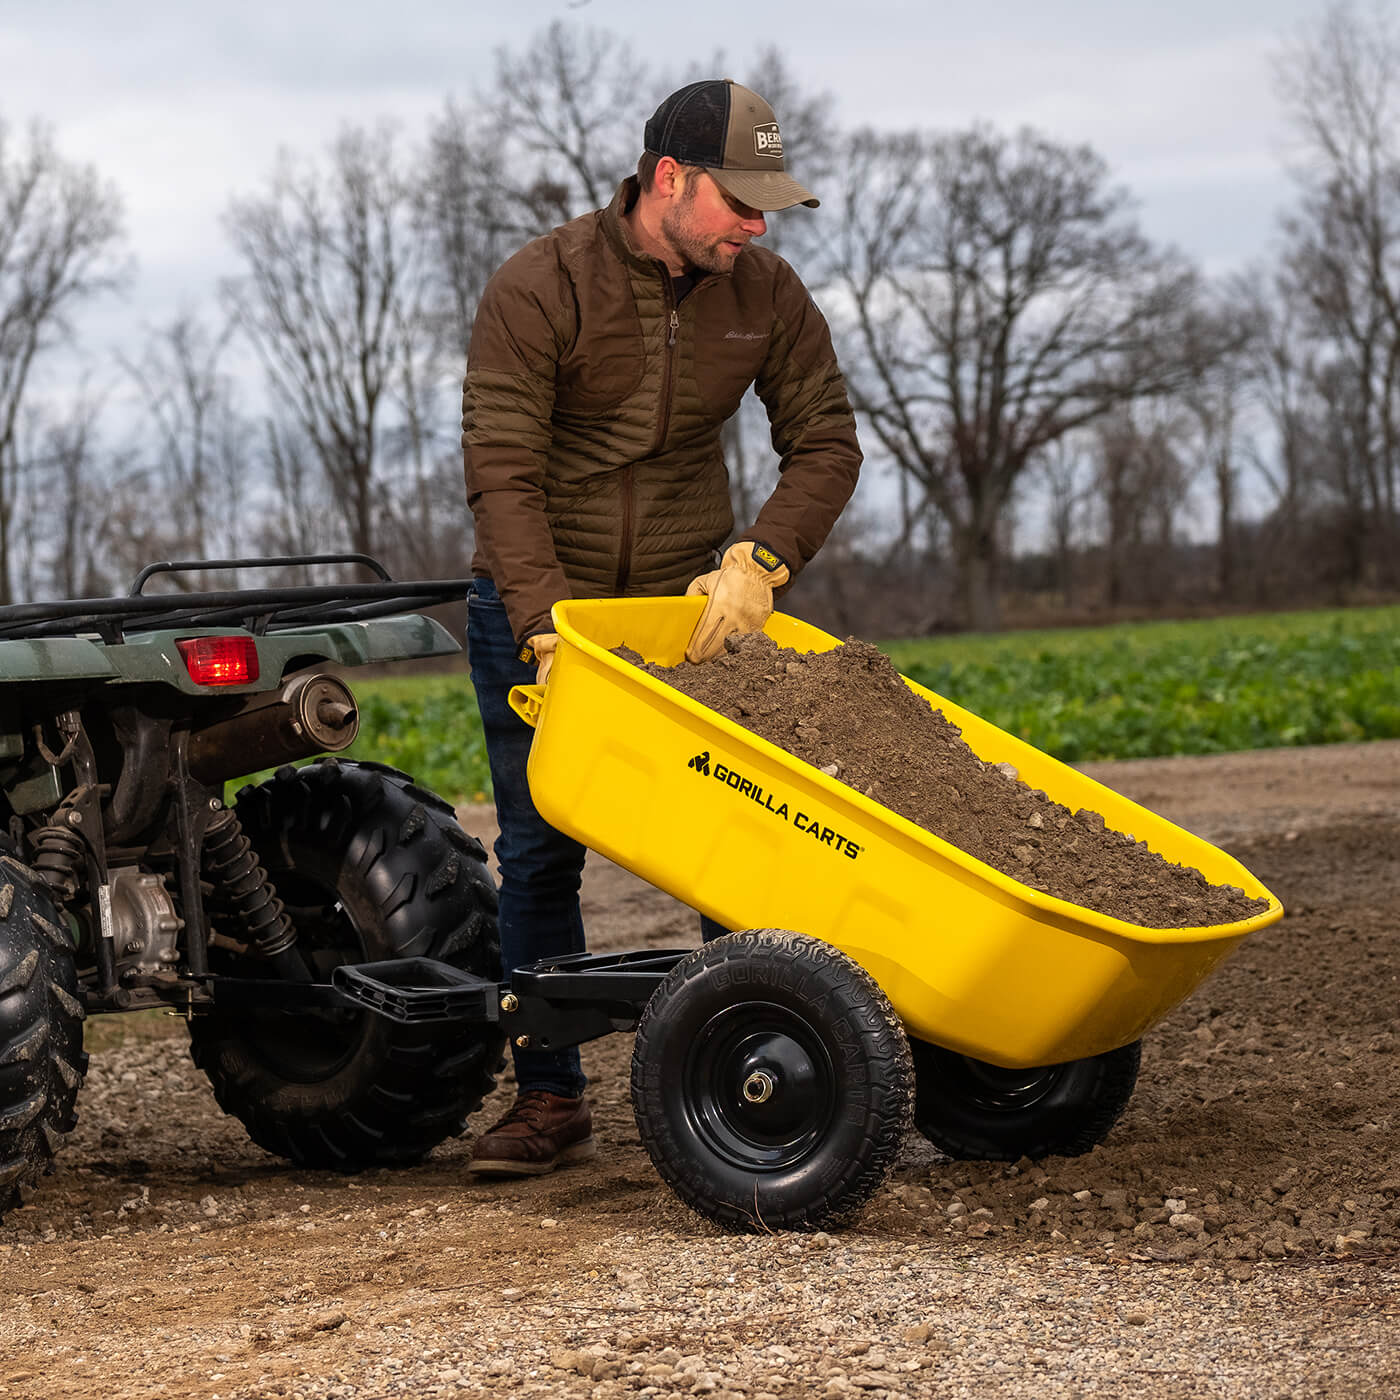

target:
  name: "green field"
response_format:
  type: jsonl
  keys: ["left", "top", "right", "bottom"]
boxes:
{"left": 326, "top": 605, "right": 1400, "bottom": 803}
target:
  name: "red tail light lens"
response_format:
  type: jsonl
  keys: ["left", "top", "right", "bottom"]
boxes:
{"left": 177, "top": 636, "right": 260, "bottom": 686}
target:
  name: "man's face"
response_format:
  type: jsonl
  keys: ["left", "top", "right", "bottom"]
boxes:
{"left": 659, "top": 168, "right": 768, "bottom": 274}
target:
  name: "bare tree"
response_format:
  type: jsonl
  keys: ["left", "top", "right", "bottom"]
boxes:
{"left": 122, "top": 312, "right": 247, "bottom": 578}
{"left": 1241, "top": 272, "right": 1333, "bottom": 602}
{"left": 824, "top": 125, "right": 1205, "bottom": 628}
{"left": 5, "top": 392, "right": 116, "bottom": 599}
{"left": 418, "top": 103, "right": 517, "bottom": 360}
{"left": 42, "top": 394, "right": 114, "bottom": 597}
{"left": 256, "top": 415, "right": 334, "bottom": 567}
{"left": 1275, "top": 0, "right": 1400, "bottom": 585}
{"left": 1180, "top": 292, "right": 1262, "bottom": 599}
{"left": 487, "top": 21, "right": 643, "bottom": 234}
{"left": 1094, "top": 405, "right": 1197, "bottom": 609}
{"left": 223, "top": 124, "right": 435, "bottom": 561}
{"left": 0, "top": 116, "right": 125, "bottom": 601}
{"left": 1035, "top": 436, "right": 1094, "bottom": 607}
{"left": 7, "top": 386, "right": 172, "bottom": 600}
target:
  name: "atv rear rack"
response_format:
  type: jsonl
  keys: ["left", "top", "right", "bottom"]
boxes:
{"left": 0, "top": 554, "right": 474, "bottom": 643}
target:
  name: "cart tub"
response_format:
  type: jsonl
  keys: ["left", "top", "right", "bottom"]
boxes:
{"left": 508, "top": 598, "right": 1283, "bottom": 1067}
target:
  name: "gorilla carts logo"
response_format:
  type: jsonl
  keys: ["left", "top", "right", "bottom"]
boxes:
{"left": 685, "top": 750, "right": 862, "bottom": 860}
{"left": 753, "top": 123, "right": 783, "bottom": 159}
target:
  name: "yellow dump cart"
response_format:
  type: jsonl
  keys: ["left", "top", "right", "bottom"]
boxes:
{"left": 505, "top": 597, "right": 1283, "bottom": 1232}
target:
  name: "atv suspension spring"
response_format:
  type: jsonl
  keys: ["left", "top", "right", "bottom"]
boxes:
{"left": 31, "top": 820, "right": 85, "bottom": 904}
{"left": 201, "top": 806, "right": 298, "bottom": 958}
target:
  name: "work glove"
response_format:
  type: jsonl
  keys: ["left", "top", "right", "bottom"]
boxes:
{"left": 520, "top": 632, "right": 559, "bottom": 685}
{"left": 685, "top": 542, "right": 790, "bottom": 663}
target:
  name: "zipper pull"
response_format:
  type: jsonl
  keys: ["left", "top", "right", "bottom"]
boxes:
{"left": 668, "top": 310, "right": 679, "bottom": 347}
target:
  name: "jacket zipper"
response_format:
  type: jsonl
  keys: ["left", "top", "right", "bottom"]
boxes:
{"left": 620, "top": 288, "right": 681, "bottom": 594}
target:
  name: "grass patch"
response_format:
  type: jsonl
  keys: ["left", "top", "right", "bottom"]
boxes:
{"left": 881, "top": 604, "right": 1400, "bottom": 762}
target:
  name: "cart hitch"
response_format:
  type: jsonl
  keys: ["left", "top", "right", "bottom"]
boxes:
{"left": 210, "top": 951, "right": 696, "bottom": 1035}
{"left": 499, "top": 950, "right": 692, "bottom": 1051}
{"left": 331, "top": 949, "right": 694, "bottom": 1046}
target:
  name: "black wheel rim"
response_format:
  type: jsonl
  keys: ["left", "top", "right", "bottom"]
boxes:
{"left": 682, "top": 1002, "right": 837, "bottom": 1171}
{"left": 224, "top": 867, "right": 369, "bottom": 1082}
{"left": 949, "top": 1056, "right": 1065, "bottom": 1113}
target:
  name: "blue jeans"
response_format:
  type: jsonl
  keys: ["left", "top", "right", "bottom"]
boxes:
{"left": 466, "top": 577, "right": 725, "bottom": 1098}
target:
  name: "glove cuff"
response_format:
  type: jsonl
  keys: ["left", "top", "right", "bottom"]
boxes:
{"left": 726, "top": 541, "right": 790, "bottom": 585}
{"left": 519, "top": 633, "right": 558, "bottom": 664}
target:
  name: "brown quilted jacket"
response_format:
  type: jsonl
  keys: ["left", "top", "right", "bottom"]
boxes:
{"left": 462, "top": 178, "right": 861, "bottom": 645}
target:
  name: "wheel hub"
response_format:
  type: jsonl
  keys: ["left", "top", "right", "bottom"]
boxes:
{"left": 684, "top": 1004, "right": 837, "bottom": 1170}
{"left": 742, "top": 1070, "right": 775, "bottom": 1103}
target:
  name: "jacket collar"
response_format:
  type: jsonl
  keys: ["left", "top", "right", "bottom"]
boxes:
{"left": 601, "top": 177, "right": 657, "bottom": 272}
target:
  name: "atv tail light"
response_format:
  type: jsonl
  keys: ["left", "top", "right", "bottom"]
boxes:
{"left": 177, "top": 636, "right": 260, "bottom": 686}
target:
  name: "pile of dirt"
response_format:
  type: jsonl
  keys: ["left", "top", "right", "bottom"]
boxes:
{"left": 621, "top": 633, "right": 1267, "bottom": 929}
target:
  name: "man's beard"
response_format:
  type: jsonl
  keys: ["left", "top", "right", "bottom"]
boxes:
{"left": 661, "top": 190, "right": 744, "bottom": 274}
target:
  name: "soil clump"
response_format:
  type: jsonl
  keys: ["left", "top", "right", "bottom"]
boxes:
{"left": 621, "top": 633, "right": 1267, "bottom": 929}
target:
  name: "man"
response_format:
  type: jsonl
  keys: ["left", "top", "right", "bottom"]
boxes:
{"left": 461, "top": 78, "right": 862, "bottom": 1176}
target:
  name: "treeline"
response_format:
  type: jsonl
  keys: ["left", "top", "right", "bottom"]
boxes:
{"left": 2, "top": 5, "right": 1399, "bottom": 633}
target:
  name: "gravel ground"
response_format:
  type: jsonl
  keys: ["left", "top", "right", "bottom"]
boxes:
{"left": 0, "top": 741, "right": 1397, "bottom": 1399}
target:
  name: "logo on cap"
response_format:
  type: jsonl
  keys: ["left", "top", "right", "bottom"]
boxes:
{"left": 753, "top": 123, "right": 783, "bottom": 160}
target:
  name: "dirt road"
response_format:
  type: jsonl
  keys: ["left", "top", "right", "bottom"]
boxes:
{"left": 1, "top": 742, "right": 1397, "bottom": 1399}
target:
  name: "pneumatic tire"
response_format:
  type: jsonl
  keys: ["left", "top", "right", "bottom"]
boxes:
{"left": 189, "top": 759, "right": 504, "bottom": 1170}
{"left": 0, "top": 858, "right": 86, "bottom": 1218}
{"left": 910, "top": 1036, "right": 1141, "bottom": 1160}
{"left": 631, "top": 930, "right": 912, "bottom": 1233}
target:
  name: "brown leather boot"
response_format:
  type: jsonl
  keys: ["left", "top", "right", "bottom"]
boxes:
{"left": 467, "top": 1091, "right": 596, "bottom": 1176}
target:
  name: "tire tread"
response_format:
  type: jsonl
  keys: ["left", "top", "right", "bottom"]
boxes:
{"left": 632, "top": 930, "right": 912, "bottom": 1233}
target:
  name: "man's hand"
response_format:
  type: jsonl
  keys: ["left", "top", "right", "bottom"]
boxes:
{"left": 521, "top": 632, "right": 560, "bottom": 684}
{"left": 685, "top": 542, "right": 790, "bottom": 662}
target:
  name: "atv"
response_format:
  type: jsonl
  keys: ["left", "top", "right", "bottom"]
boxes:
{"left": 0, "top": 555, "right": 504, "bottom": 1216}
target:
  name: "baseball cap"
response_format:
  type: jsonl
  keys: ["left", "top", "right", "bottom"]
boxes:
{"left": 643, "top": 79, "right": 819, "bottom": 211}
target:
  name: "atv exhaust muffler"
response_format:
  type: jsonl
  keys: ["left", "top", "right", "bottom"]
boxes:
{"left": 186, "top": 673, "right": 360, "bottom": 783}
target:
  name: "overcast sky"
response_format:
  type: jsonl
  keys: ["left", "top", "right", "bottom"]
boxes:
{"left": 1, "top": 0, "right": 1334, "bottom": 375}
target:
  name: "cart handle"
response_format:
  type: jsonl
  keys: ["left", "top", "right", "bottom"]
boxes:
{"left": 508, "top": 683, "right": 546, "bottom": 728}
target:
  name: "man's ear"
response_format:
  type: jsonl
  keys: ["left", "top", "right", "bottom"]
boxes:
{"left": 655, "top": 156, "right": 685, "bottom": 199}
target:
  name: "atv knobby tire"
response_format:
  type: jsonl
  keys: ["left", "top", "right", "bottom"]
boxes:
{"left": 0, "top": 858, "right": 86, "bottom": 1218}
{"left": 910, "top": 1036, "right": 1141, "bottom": 1161}
{"left": 632, "top": 930, "right": 912, "bottom": 1233}
{"left": 189, "top": 759, "right": 503, "bottom": 1169}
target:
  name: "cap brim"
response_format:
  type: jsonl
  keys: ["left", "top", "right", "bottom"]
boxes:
{"left": 707, "top": 168, "right": 819, "bottom": 211}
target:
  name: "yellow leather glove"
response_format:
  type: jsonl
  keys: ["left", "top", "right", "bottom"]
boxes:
{"left": 685, "top": 542, "right": 790, "bottom": 663}
{"left": 520, "top": 632, "right": 559, "bottom": 684}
